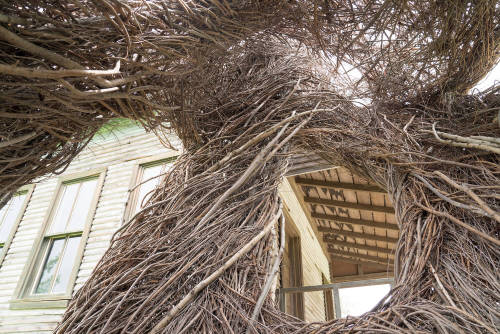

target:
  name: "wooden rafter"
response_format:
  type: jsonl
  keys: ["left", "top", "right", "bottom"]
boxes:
{"left": 312, "top": 212, "right": 399, "bottom": 230}
{"left": 330, "top": 255, "right": 394, "bottom": 267}
{"left": 329, "top": 249, "right": 394, "bottom": 266}
{"left": 296, "top": 177, "right": 385, "bottom": 193}
{"left": 331, "top": 272, "right": 394, "bottom": 283}
{"left": 324, "top": 238, "right": 394, "bottom": 254}
{"left": 304, "top": 197, "right": 395, "bottom": 214}
{"left": 318, "top": 226, "right": 398, "bottom": 243}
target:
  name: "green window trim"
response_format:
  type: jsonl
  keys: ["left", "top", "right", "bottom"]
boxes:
{"left": 0, "top": 184, "right": 35, "bottom": 268}
{"left": 10, "top": 168, "right": 106, "bottom": 310}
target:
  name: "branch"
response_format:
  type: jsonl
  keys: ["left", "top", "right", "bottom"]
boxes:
{"left": 149, "top": 205, "right": 282, "bottom": 334}
{"left": 247, "top": 214, "right": 285, "bottom": 333}
{"left": 433, "top": 171, "right": 500, "bottom": 224}
{"left": 415, "top": 202, "right": 500, "bottom": 247}
{"left": 426, "top": 123, "right": 500, "bottom": 154}
{"left": 0, "top": 62, "right": 120, "bottom": 79}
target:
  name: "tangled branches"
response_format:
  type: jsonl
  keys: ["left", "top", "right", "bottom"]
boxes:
{"left": 0, "top": 0, "right": 499, "bottom": 333}
{"left": 54, "top": 42, "right": 500, "bottom": 333}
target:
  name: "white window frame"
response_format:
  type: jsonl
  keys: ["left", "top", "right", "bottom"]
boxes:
{"left": 122, "top": 154, "right": 177, "bottom": 224}
{"left": 0, "top": 184, "right": 35, "bottom": 267}
{"left": 11, "top": 168, "right": 106, "bottom": 309}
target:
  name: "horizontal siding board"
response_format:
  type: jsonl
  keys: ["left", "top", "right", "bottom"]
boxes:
{"left": 0, "top": 126, "right": 180, "bottom": 333}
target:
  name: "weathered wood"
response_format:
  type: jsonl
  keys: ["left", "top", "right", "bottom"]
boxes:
{"left": 331, "top": 272, "right": 394, "bottom": 283}
{"left": 329, "top": 249, "right": 393, "bottom": 265}
{"left": 296, "top": 177, "right": 385, "bottom": 193}
{"left": 279, "top": 277, "right": 393, "bottom": 293}
{"left": 317, "top": 226, "right": 399, "bottom": 243}
{"left": 325, "top": 239, "right": 394, "bottom": 254}
{"left": 304, "top": 197, "right": 395, "bottom": 214}
{"left": 330, "top": 255, "right": 394, "bottom": 267}
{"left": 312, "top": 212, "right": 399, "bottom": 230}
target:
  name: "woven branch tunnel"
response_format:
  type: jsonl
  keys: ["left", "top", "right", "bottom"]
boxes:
{"left": 0, "top": 1, "right": 499, "bottom": 333}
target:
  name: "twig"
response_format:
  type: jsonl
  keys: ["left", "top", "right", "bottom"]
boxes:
{"left": 149, "top": 205, "right": 282, "bottom": 334}
{"left": 429, "top": 263, "right": 456, "bottom": 308}
{"left": 0, "top": 132, "right": 37, "bottom": 148}
{"left": 412, "top": 173, "right": 488, "bottom": 217}
{"left": 433, "top": 171, "right": 500, "bottom": 224}
{"left": 415, "top": 203, "right": 500, "bottom": 247}
{"left": 0, "top": 62, "right": 120, "bottom": 79}
{"left": 246, "top": 214, "right": 285, "bottom": 333}
{"left": 194, "top": 116, "right": 291, "bottom": 232}
{"left": 427, "top": 123, "right": 500, "bottom": 154}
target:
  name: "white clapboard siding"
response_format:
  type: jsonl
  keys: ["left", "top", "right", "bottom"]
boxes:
{"left": 0, "top": 123, "right": 180, "bottom": 333}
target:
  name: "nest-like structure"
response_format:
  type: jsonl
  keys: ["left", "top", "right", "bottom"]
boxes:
{"left": 1, "top": 1, "right": 499, "bottom": 333}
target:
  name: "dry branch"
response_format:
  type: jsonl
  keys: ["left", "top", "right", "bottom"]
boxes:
{"left": 0, "top": 1, "right": 498, "bottom": 333}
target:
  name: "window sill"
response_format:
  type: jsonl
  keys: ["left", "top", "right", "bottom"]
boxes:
{"left": 10, "top": 295, "right": 70, "bottom": 310}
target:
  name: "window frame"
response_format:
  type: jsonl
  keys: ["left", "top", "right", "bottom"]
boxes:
{"left": 0, "top": 184, "right": 35, "bottom": 267}
{"left": 122, "top": 154, "right": 177, "bottom": 224}
{"left": 10, "top": 168, "right": 106, "bottom": 310}
{"left": 279, "top": 211, "right": 305, "bottom": 320}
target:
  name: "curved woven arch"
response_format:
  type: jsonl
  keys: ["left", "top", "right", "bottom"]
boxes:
{"left": 0, "top": 1, "right": 498, "bottom": 333}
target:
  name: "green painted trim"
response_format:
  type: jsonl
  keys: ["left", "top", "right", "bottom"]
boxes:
{"left": 140, "top": 156, "right": 177, "bottom": 168}
{"left": 96, "top": 118, "right": 138, "bottom": 135}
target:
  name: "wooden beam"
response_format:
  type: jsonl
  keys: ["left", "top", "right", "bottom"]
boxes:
{"left": 331, "top": 272, "right": 394, "bottom": 283}
{"left": 296, "top": 177, "right": 385, "bottom": 193}
{"left": 330, "top": 255, "right": 394, "bottom": 267}
{"left": 324, "top": 239, "right": 394, "bottom": 254}
{"left": 279, "top": 277, "right": 393, "bottom": 293}
{"left": 318, "top": 226, "right": 399, "bottom": 243}
{"left": 304, "top": 197, "right": 395, "bottom": 214}
{"left": 312, "top": 212, "right": 399, "bottom": 230}
{"left": 329, "top": 249, "right": 394, "bottom": 266}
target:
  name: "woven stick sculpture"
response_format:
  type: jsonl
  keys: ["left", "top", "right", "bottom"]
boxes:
{"left": 0, "top": 1, "right": 498, "bottom": 333}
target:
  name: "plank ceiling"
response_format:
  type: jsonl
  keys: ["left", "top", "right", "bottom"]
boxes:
{"left": 291, "top": 166, "right": 399, "bottom": 270}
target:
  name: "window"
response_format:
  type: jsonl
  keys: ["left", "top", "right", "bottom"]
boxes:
{"left": 0, "top": 185, "right": 33, "bottom": 265}
{"left": 126, "top": 158, "right": 174, "bottom": 220}
{"left": 322, "top": 274, "right": 335, "bottom": 320}
{"left": 279, "top": 216, "right": 305, "bottom": 320}
{"left": 333, "top": 279, "right": 392, "bottom": 318}
{"left": 12, "top": 171, "right": 104, "bottom": 308}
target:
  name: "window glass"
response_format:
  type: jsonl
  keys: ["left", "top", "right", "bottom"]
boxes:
{"left": 0, "top": 193, "right": 27, "bottom": 244}
{"left": 133, "top": 162, "right": 171, "bottom": 215}
{"left": 52, "top": 236, "right": 81, "bottom": 293}
{"left": 27, "top": 176, "right": 99, "bottom": 297}
{"left": 35, "top": 238, "right": 65, "bottom": 294}
{"left": 66, "top": 179, "right": 98, "bottom": 232}
{"left": 338, "top": 283, "right": 391, "bottom": 317}
{"left": 49, "top": 183, "right": 79, "bottom": 234}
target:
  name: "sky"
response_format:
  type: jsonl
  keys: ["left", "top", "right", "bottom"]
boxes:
{"left": 339, "top": 283, "right": 391, "bottom": 317}
{"left": 472, "top": 62, "right": 500, "bottom": 92}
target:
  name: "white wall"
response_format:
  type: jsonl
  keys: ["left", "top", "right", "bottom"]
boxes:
{"left": 0, "top": 123, "right": 180, "bottom": 333}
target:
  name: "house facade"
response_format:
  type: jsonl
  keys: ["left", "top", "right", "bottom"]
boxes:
{"left": 0, "top": 122, "right": 340, "bottom": 333}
